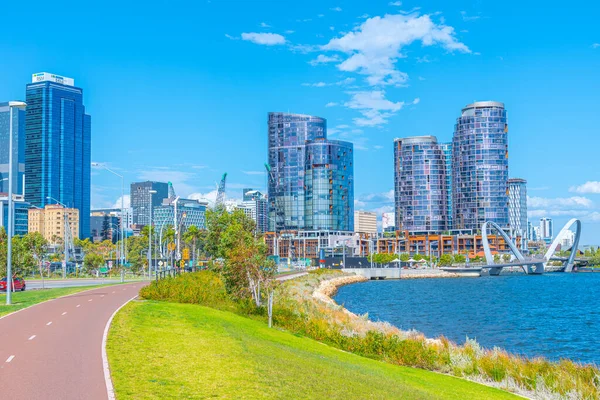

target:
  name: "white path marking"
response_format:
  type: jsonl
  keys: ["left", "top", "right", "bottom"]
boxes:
{"left": 88, "top": 299, "right": 93, "bottom": 302}
{"left": 6, "top": 355, "right": 14, "bottom": 363}
{"left": 100, "top": 295, "right": 105, "bottom": 298}
{"left": 62, "top": 312, "right": 67, "bottom": 316}
{"left": 46, "top": 321, "right": 52, "bottom": 326}
{"left": 112, "top": 291, "right": 115, "bottom": 294}
{"left": 28, "top": 335, "right": 36, "bottom": 341}
{"left": 76, "top": 305, "right": 81, "bottom": 308}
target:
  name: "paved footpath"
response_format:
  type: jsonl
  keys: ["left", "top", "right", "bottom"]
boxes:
{"left": 0, "top": 282, "right": 147, "bottom": 400}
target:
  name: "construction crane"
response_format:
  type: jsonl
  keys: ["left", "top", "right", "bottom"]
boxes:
{"left": 215, "top": 173, "right": 227, "bottom": 208}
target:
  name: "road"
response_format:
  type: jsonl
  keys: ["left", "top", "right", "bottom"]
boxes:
{"left": 26, "top": 278, "right": 146, "bottom": 290}
{"left": 0, "top": 282, "right": 147, "bottom": 399}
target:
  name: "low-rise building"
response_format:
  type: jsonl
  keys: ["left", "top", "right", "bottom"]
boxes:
{"left": 28, "top": 204, "right": 79, "bottom": 243}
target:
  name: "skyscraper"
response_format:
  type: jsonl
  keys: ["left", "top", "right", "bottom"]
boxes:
{"left": 241, "top": 189, "right": 268, "bottom": 233}
{"left": 440, "top": 142, "right": 453, "bottom": 230}
{"left": 130, "top": 181, "right": 169, "bottom": 226}
{"left": 540, "top": 217, "right": 553, "bottom": 243}
{"left": 0, "top": 102, "right": 26, "bottom": 196}
{"left": 25, "top": 73, "right": 91, "bottom": 238}
{"left": 452, "top": 101, "right": 509, "bottom": 231}
{"left": 267, "top": 112, "right": 353, "bottom": 232}
{"left": 508, "top": 178, "right": 528, "bottom": 249}
{"left": 394, "top": 136, "right": 449, "bottom": 232}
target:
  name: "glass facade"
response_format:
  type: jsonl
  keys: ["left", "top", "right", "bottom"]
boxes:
{"left": 394, "top": 136, "right": 449, "bottom": 232}
{"left": 440, "top": 142, "right": 453, "bottom": 230}
{"left": 508, "top": 178, "right": 527, "bottom": 249}
{"left": 452, "top": 101, "right": 509, "bottom": 231}
{"left": 153, "top": 198, "right": 208, "bottom": 231}
{"left": 267, "top": 112, "right": 353, "bottom": 232}
{"left": 25, "top": 76, "right": 91, "bottom": 238}
{"left": 304, "top": 139, "right": 354, "bottom": 231}
{"left": 0, "top": 199, "right": 30, "bottom": 236}
{"left": 131, "top": 181, "right": 169, "bottom": 226}
{"left": 0, "top": 103, "right": 26, "bottom": 196}
{"left": 241, "top": 189, "right": 268, "bottom": 233}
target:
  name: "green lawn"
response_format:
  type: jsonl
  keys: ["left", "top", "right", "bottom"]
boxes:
{"left": 108, "top": 301, "right": 519, "bottom": 399}
{"left": 0, "top": 285, "right": 108, "bottom": 317}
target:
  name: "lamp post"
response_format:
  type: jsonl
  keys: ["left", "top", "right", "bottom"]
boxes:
{"left": 5, "top": 101, "right": 26, "bottom": 305}
{"left": 91, "top": 163, "right": 126, "bottom": 271}
{"left": 46, "top": 196, "right": 70, "bottom": 279}
{"left": 147, "top": 190, "right": 157, "bottom": 279}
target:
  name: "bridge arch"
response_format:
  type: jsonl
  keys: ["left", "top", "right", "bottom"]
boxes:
{"left": 544, "top": 218, "right": 582, "bottom": 272}
{"left": 482, "top": 221, "right": 531, "bottom": 273}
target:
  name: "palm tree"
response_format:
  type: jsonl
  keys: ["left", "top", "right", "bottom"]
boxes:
{"left": 183, "top": 225, "right": 203, "bottom": 266}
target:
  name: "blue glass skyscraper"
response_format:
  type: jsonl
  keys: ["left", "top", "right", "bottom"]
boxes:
{"left": 452, "top": 101, "right": 509, "bottom": 231}
{"left": 267, "top": 112, "right": 353, "bottom": 232}
{"left": 25, "top": 73, "right": 91, "bottom": 238}
{"left": 0, "top": 102, "right": 26, "bottom": 196}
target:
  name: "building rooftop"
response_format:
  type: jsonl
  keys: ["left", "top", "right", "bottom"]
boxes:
{"left": 31, "top": 72, "right": 75, "bottom": 87}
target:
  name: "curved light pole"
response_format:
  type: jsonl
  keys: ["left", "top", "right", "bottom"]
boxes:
{"left": 5, "top": 101, "right": 26, "bottom": 305}
{"left": 147, "top": 190, "right": 157, "bottom": 279}
{"left": 91, "top": 163, "right": 126, "bottom": 271}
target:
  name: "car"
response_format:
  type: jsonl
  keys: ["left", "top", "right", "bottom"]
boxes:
{"left": 0, "top": 277, "right": 26, "bottom": 291}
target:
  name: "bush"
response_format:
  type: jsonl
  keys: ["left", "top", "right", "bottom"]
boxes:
{"left": 140, "top": 271, "right": 234, "bottom": 310}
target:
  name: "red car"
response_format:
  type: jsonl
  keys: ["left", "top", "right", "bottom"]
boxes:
{"left": 0, "top": 277, "right": 26, "bottom": 291}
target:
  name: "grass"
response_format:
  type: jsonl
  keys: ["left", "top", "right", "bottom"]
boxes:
{"left": 108, "top": 300, "right": 518, "bottom": 400}
{"left": 0, "top": 285, "right": 112, "bottom": 317}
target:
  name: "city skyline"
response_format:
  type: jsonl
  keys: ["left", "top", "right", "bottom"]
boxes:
{"left": 1, "top": 1, "right": 599, "bottom": 243}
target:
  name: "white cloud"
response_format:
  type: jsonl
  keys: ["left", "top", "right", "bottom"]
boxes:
{"left": 308, "top": 54, "right": 341, "bottom": 65}
{"left": 358, "top": 14, "right": 370, "bottom": 19}
{"left": 242, "top": 170, "right": 265, "bottom": 176}
{"left": 189, "top": 190, "right": 218, "bottom": 208}
{"left": 374, "top": 145, "right": 384, "bottom": 150}
{"left": 302, "top": 81, "right": 328, "bottom": 87}
{"left": 389, "top": 1, "right": 402, "bottom": 5}
{"left": 412, "top": 97, "right": 420, "bottom": 105}
{"left": 592, "top": 43, "right": 600, "bottom": 49}
{"left": 325, "top": 102, "right": 338, "bottom": 107}
{"left": 285, "top": 30, "right": 295, "bottom": 34}
{"left": 318, "top": 14, "right": 325, "bottom": 18}
{"left": 224, "top": 34, "right": 238, "bottom": 40}
{"left": 330, "top": 26, "right": 335, "bottom": 31}
{"left": 330, "top": 7, "right": 342, "bottom": 12}
{"left": 260, "top": 22, "right": 271, "bottom": 28}
{"left": 241, "top": 32, "right": 286, "bottom": 46}
{"left": 336, "top": 124, "right": 350, "bottom": 129}
{"left": 345, "top": 90, "right": 405, "bottom": 126}
{"left": 111, "top": 195, "right": 131, "bottom": 209}
{"left": 460, "top": 11, "right": 481, "bottom": 21}
{"left": 418, "top": 76, "right": 426, "bottom": 81}
{"left": 571, "top": 181, "right": 600, "bottom": 194}
{"left": 528, "top": 196, "right": 593, "bottom": 209}
{"left": 416, "top": 55, "right": 431, "bottom": 63}
{"left": 323, "top": 13, "right": 469, "bottom": 86}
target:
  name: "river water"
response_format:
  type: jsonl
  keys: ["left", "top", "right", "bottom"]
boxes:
{"left": 334, "top": 273, "right": 600, "bottom": 365}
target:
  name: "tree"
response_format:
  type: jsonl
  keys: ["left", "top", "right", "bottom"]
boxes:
{"left": 183, "top": 225, "right": 205, "bottom": 265}
{"left": 502, "top": 253, "right": 511, "bottom": 263}
{"left": 439, "top": 254, "right": 453, "bottom": 266}
{"left": 84, "top": 253, "right": 105, "bottom": 273}
{"left": 453, "top": 254, "right": 466, "bottom": 264}
{"left": 101, "top": 215, "right": 111, "bottom": 242}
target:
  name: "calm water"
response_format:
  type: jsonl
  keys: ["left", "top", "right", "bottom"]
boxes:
{"left": 334, "top": 273, "right": 600, "bottom": 364}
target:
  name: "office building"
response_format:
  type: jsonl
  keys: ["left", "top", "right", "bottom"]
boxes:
{"left": 92, "top": 207, "right": 133, "bottom": 230}
{"left": 241, "top": 189, "right": 268, "bottom": 233}
{"left": 28, "top": 204, "right": 79, "bottom": 243}
{"left": 508, "top": 178, "right": 528, "bottom": 250}
{"left": 153, "top": 197, "right": 209, "bottom": 232}
{"left": 90, "top": 211, "right": 121, "bottom": 243}
{"left": 394, "top": 136, "right": 449, "bottom": 232}
{"left": 131, "top": 181, "right": 169, "bottom": 226}
{"left": 354, "top": 210, "right": 377, "bottom": 234}
{"left": 452, "top": 101, "right": 509, "bottom": 231}
{"left": 0, "top": 194, "right": 30, "bottom": 236}
{"left": 0, "top": 102, "right": 26, "bottom": 196}
{"left": 25, "top": 73, "right": 91, "bottom": 238}
{"left": 440, "top": 142, "right": 453, "bottom": 230}
{"left": 267, "top": 112, "right": 353, "bottom": 232}
{"left": 540, "top": 217, "right": 553, "bottom": 243}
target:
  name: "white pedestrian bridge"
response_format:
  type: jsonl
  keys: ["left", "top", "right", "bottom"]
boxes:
{"left": 482, "top": 218, "right": 582, "bottom": 275}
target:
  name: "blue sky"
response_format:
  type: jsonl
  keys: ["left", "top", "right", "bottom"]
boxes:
{"left": 1, "top": 0, "right": 599, "bottom": 243}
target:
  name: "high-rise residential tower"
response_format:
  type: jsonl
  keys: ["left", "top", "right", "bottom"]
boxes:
{"left": 440, "top": 142, "right": 453, "bottom": 230}
{"left": 241, "top": 189, "right": 268, "bottom": 234}
{"left": 267, "top": 112, "right": 353, "bottom": 232}
{"left": 540, "top": 217, "right": 553, "bottom": 243}
{"left": 0, "top": 102, "right": 26, "bottom": 196}
{"left": 25, "top": 73, "right": 91, "bottom": 238}
{"left": 452, "top": 101, "right": 509, "bottom": 231}
{"left": 394, "top": 136, "right": 449, "bottom": 232}
{"left": 508, "top": 178, "right": 528, "bottom": 250}
{"left": 130, "top": 181, "right": 169, "bottom": 226}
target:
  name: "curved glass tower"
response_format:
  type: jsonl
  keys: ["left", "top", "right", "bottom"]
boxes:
{"left": 452, "top": 101, "right": 509, "bottom": 231}
{"left": 394, "top": 136, "right": 448, "bottom": 232}
{"left": 304, "top": 139, "right": 354, "bottom": 231}
{"left": 267, "top": 112, "right": 353, "bottom": 232}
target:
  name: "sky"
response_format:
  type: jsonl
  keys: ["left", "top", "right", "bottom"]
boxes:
{"left": 1, "top": 0, "right": 599, "bottom": 244}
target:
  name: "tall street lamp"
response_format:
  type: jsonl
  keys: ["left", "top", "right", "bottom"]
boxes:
{"left": 46, "top": 196, "right": 70, "bottom": 279}
{"left": 5, "top": 101, "right": 26, "bottom": 305}
{"left": 91, "top": 163, "right": 126, "bottom": 269}
{"left": 148, "top": 190, "right": 157, "bottom": 279}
